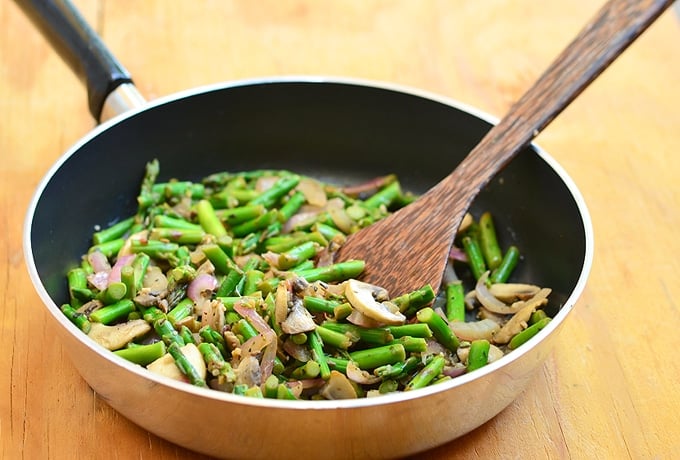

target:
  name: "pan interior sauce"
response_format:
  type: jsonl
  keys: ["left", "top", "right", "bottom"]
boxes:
{"left": 60, "top": 160, "right": 553, "bottom": 399}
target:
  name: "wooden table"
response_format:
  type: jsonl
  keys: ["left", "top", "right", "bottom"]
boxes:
{"left": 2, "top": 1, "right": 679, "bottom": 458}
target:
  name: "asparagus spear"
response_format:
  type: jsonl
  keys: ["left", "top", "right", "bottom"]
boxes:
{"left": 61, "top": 303, "right": 91, "bottom": 333}
{"left": 167, "top": 343, "right": 207, "bottom": 387}
{"left": 93, "top": 216, "right": 135, "bottom": 245}
{"left": 489, "top": 245, "right": 520, "bottom": 283}
{"left": 467, "top": 340, "right": 491, "bottom": 371}
{"left": 349, "top": 344, "right": 406, "bottom": 370}
{"left": 405, "top": 355, "right": 446, "bottom": 391}
{"left": 416, "top": 307, "right": 459, "bottom": 352}
{"left": 478, "top": 212, "right": 503, "bottom": 270}
{"left": 114, "top": 341, "right": 166, "bottom": 365}
{"left": 461, "top": 234, "right": 487, "bottom": 280}
{"left": 445, "top": 280, "right": 465, "bottom": 322}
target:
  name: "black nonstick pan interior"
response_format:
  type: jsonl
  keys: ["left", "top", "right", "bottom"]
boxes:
{"left": 30, "top": 79, "right": 587, "bottom": 320}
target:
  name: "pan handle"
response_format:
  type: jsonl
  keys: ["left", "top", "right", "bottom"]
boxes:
{"left": 15, "top": 0, "right": 145, "bottom": 122}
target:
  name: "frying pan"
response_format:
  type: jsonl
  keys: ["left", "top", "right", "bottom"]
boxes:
{"left": 20, "top": 0, "right": 593, "bottom": 458}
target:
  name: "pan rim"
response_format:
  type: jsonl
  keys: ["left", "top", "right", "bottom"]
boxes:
{"left": 23, "top": 75, "right": 594, "bottom": 411}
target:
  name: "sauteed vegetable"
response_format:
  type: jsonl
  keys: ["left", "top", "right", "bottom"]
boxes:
{"left": 61, "top": 160, "right": 552, "bottom": 399}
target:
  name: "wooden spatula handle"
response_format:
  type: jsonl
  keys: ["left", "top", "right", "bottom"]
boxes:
{"left": 337, "top": 0, "right": 673, "bottom": 296}
{"left": 432, "top": 0, "right": 674, "bottom": 207}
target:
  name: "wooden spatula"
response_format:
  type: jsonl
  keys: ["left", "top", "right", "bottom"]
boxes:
{"left": 336, "top": 0, "right": 674, "bottom": 296}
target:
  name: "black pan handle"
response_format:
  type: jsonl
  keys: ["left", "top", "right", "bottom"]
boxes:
{"left": 15, "top": 0, "right": 133, "bottom": 122}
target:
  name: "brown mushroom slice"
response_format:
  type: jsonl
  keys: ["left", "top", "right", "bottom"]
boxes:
{"left": 345, "top": 279, "right": 406, "bottom": 325}
{"left": 234, "top": 355, "right": 263, "bottom": 387}
{"left": 319, "top": 370, "right": 358, "bottom": 400}
{"left": 88, "top": 319, "right": 151, "bottom": 351}
{"left": 487, "top": 344, "right": 505, "bottom": 363}
{"left": 142, "top": 265, "right": 169, "bottom": 292}
{"left": 346, "top": 361, "right": 382, "bottom": 385}
{"left": 493, "top": 302, "right": 538, "bottom": 344}
{"left": 507, "top": 288, "right": 552, "bottom": 314}
{"left": 281, "top": 298, "right": 316, "bottom": 335}
{"left": 488, "top": 282, "right": 541, "bottom": 303}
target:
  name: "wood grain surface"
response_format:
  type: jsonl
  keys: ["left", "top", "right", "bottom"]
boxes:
{"left": 1, "top": 1, "right": 678, "bottom": 459}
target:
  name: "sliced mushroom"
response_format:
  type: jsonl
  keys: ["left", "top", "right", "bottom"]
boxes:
{"left": 143, "top": 265, "right": 169, "bottom": 292}
{"left": 319, "top": 370, "right": 358, "bottom": 400}
{"left": 147, "top": 343, "right": 206, "bottom": 383}
{"left": 487, "top": 344, "right": 505, "bottom": 363}
{"left": 488, "top": 282, "right": 541, "bottom": 302}
{"left": 88, "top": 319, "right": 151, "bottom": 351}
{"left": 346, "top": 361, "right": 382, "bottom": 385}
{"left": 493, "top": 302, "right": 537, "bottom": 344}
{"left": 281, "top": 298, "right": 316, "bottom": 335}
{"left": 345, "top": 279, "right": 406, "bottom": 325}
{"left": 507, "top": 288, "right": 552, "bottom": 314}
{"left": 234, "top": 355, "right": 263, "bottom": 387}
{"left": 134, "top": 265, "right": 170, "bottom": 308}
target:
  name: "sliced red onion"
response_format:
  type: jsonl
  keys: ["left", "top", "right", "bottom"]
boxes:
{"left": 298, "top": 378, "right": 325, "bottom": 390}
{"left": 475, "top": 272, "right": 516, "bottom": 314}
{"left": 260, "top": 341, "right": 277, "bottom": 380}
{"left": 87, "top": 250, "right": 111, "bottom": 273}
{"left": 448, "top": 245, "right": 468, "bottom": 263}
{"left": 107, "top": 254, "right": 135, "bottom": 285}
{"left": 239, "top": 333, "right": 270, "bottom": 358}
{"left": 234, "top": 302, "right": 275, "bottom": 337}
{"left": 285, "top": 381, "right": 304, "bottom": 398}
{"left": 346, "top": 309, "right": 382, "bottom": 328}
{"left": 282, "top": 210, "right": 320, "bottom": 233}
{"left": 442, "top": 366, "right": 467, "bottom": 379}
{"left": 425, "top": 339, "right": 448, "bottom": 355}
{"left": 87, "top": 271, "right": 110, "bottom": 291}
{"left": 341, "top": 175, "right": 393, "bottom": 198}
{"left": 449, "top": 318, "right": 500, "bottom": 341}
{"left": 186, "top": 273, "right": 218, "bottom": 303}
{"left": 283, "top": 339, "right": 312, "bottom": 362}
